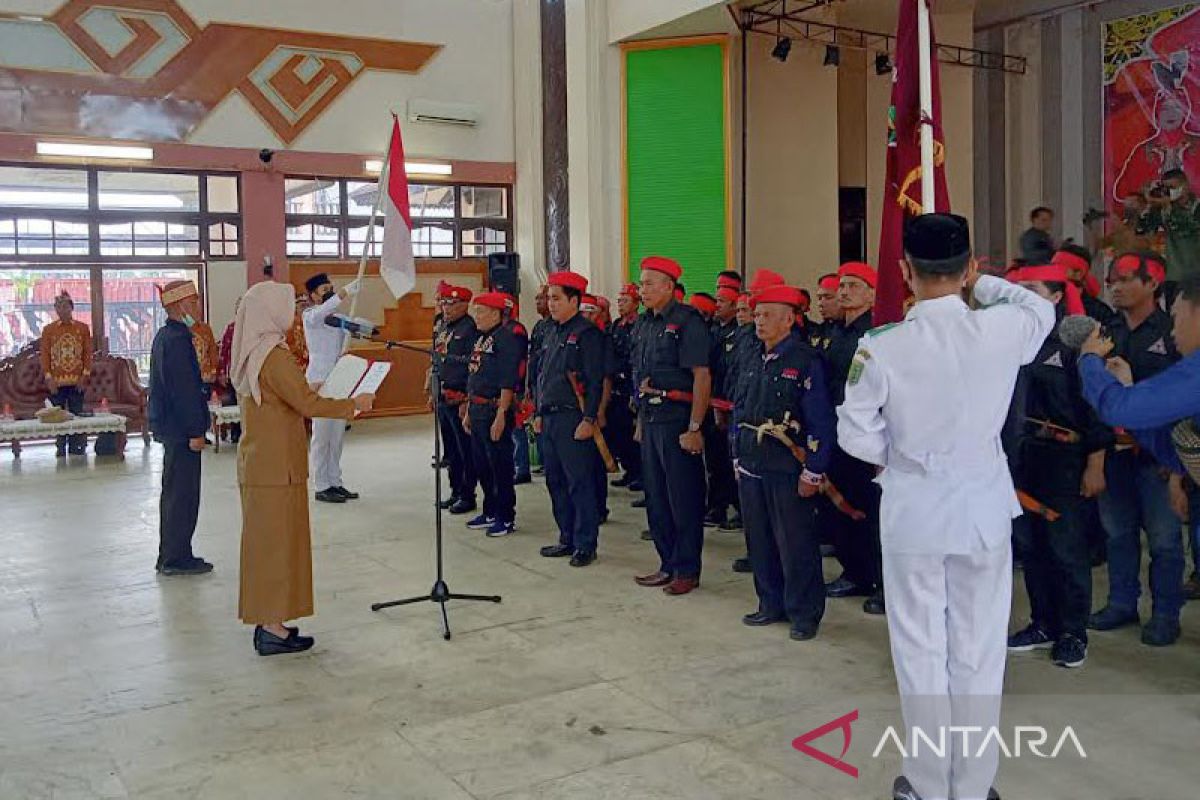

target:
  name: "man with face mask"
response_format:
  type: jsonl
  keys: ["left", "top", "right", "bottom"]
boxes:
{"left": 149, "top": 280, "right": 213, "bottom": 576}
{"left": 1145, "top": 169, "right": 1200, "bottom": 301}
{"left": 302, "top": 273, "right": 363, "bottom": 504}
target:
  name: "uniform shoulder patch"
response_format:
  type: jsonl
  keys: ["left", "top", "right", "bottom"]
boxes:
{"left": 1148, "top": 337, "right": 1169, "bottom": 356}
{"left": 866, "top": 322, "right": 903, "bottom": 338}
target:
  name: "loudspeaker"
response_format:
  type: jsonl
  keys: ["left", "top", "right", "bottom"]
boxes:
{"left": 488, "top": 252, "right": 520, "bottom": 296}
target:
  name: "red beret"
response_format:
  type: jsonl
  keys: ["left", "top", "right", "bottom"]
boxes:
{"left": 548, "top": 271, "right": 589, "bottom": 292}
{"left": 716, "top": 287, "right": 739, "bottom": 302}
{"left": 737, "top": 292, "right": 752, "bottom": 304}
{"left": 690, "top": 294, "right": 717, "bottom": 315}
{"left": 751, "top": 285, "right": 804, "bottom": 309}
{"left": 818, "top": 275, "right": 841, "bottom": 292}
{"left": 717, "top": 273, "right": 743, "bottom": 290}
{"left": 641, "top": 256, "right": 683, "bottom": 281}
{"left": 472, "top": 292, "right": 509, "bottom": 310}
{"left": 750, "top": 269, "right": 785, "bottom": 293}
{"left": 438, "top": 283, "right": 473, "bottom": 302}
{"left": 838, "top": 262, "right": 878, "bottom": 289}
{"left": 580, "top": 294, "right": 599, "bottom": 311}
{"left": 620, "top": 283, "right": 640, "bottom": 299}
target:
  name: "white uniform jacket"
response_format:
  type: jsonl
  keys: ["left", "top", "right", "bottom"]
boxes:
{"left": 836, "top": 275, "right": 1055, "bottom": 555}
{"left": 302, "top": 292, "right": 349, "bottom": 384}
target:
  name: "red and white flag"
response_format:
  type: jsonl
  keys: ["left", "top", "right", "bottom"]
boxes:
{"left": 380, "top": 117, "right": 416, "bottom": 298}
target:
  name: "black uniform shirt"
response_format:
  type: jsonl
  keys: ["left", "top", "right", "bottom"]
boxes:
{"left": 434, "top": 313, "right": 479, "bottom": 391}
{"left": 506, "top": 318, "right": 530, "bottom": 395}
{"left": 610, "top": 314, "right": 638, "bottom": 396}
{"left": 633, "top": 299, "right": 711, "bottom": 424}
{"left": 1083, "top": 294, "right": 1117, "bottom": 328}
{"left": 1110, "top": 307, "right": 1179, "bottom": 383}
{"left": 468, "top": 322, "right": 525, "bottom": 401}
{"left": 732, "top": 331, "right": 835, "bottom": 476}
{"left": 527, "top": 316, "right": 553, "bottom": 398}
{"left": 710, "top": 317, "right": 740, "bottom": 401}
{"left": 537, "top": 312, "right": 605, "bottom": 419}
{"left": 826, "top": 310, "right": 873, "bottom": 406}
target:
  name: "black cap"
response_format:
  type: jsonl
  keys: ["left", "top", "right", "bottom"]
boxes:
{"left": 305, "top": 273, "right": 331, "bottom": 294}
{"left": 904, "top": 213, "right": 971, "bottom": 273}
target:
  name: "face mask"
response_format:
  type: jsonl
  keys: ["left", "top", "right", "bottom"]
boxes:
{"left": 1170, "top": 187, "right": 1184, "bottom": 201}
{"left": 182, "top": 314, "right": 196, "bottom": 328}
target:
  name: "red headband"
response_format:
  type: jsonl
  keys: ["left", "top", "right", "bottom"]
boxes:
{"left": 737, "top": 292, "right": 751, "bottom": 305}
{"left": 716, "top": 287, "right": 739, "bottom": 302}
{"left": 1113, "top": 253, "right": 1166, "bottom": 284}
{"left": 818, "top": 275, "right": 841, "bottom": 292}
{"left": 1008, "top": 265, "right": 1085, "bottom": 316}
{"left": 717, "top": 273, "right": 743, "bottom": 290}
{"left": 690, "top": 295, "right": 717, "bottom": 315}
{"left": 1051, "top": 250, "right": 1090, "bottom": 279}
{"left": 838, "top": 262, "right": 878, "bottom": 289}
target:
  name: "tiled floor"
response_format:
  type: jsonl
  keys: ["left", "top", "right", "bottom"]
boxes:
{"left": 1, "top": 417, "right": 1198, "bottom": 799}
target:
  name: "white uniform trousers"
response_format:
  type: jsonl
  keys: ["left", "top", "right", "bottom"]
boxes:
{"left": 310, "top": 417, "right": 346, "bottom": 493}
{"left": 883, "top": 544, "right": 1011, "bottom": 800}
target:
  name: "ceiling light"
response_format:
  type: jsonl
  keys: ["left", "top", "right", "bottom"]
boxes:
{"left": 875, "top": 52, "right": 893, "bottom": 75}
{"left": 823, "top": 45, "right": 840, "bottom": 67}
{"left": 771, "top": 37, "right": 792, "bottom": 63}
{"left": 364, "top": 160, "right": 453, "bottom": 176}
{"left": 37, "top": 141, "right": 154, "bottom": 160}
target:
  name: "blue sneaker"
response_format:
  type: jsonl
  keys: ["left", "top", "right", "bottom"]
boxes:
{"left": 466, "top": 514, "right": 495, "bottom": 530}
{"left": 486, "top": 519, "right": 516, "bottom": 538}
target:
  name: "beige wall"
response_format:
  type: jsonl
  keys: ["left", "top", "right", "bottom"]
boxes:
{"left": 745, "top": 34, "right": 841, "bottom": 289}
{"left": 206, "top": 261, "right": 247, "bottom": 335}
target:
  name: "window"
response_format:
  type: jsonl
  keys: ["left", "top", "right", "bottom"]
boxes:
{"left": 284, "top": 177, "right": 511, "bottom": 260}
{"left": 0, "top": 164, "right": 241, "bottom": 261}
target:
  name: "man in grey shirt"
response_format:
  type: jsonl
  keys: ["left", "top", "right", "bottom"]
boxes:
{"left": 1019, "top": 206, "right": 1056, "bottom": 265}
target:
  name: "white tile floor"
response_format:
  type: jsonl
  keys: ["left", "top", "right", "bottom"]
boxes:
{"left": 1, "top": 417, "right": 1197, "bottom": 799}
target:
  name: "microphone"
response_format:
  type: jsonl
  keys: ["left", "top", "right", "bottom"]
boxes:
{"left": 324, "top": 314, "right": 379, "bottom": 338}
{"left": 1057, "top": 315, "right": 1101, "bottom": 350}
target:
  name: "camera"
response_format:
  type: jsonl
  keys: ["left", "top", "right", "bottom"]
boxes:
{"left": 259, "top": 149, "right": 274, "bottom": 164}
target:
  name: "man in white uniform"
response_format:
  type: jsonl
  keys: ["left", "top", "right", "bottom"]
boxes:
{"left": 837, "top": 214, "right": 1054, "bottom": 800}
{"left": 303, "top": 272, "right": 362, "bottom": 504}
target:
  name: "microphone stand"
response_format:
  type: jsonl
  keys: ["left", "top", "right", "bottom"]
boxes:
{"left": 367, "top": 336, "right": 502, "bottom": 640}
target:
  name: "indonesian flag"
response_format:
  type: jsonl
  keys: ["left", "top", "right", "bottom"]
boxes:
{"left": 380, "top": 117, "right": 416, "bottom": 299}
{"left": 874, "top": 0, "right": 951, "bottom": 325}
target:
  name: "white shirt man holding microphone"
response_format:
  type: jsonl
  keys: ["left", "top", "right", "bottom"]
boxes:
{"left": 303, "top": 272, "right": 362, "bottom": 504}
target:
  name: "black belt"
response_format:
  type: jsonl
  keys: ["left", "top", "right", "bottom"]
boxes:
{"left": 539, "top": 404, "right": 577, "bottom": 415}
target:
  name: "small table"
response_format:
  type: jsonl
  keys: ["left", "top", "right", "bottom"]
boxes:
{"left": 209, "top": 404, "right": 242, "bottom": 452}
{"left": 0, "top": 413, "right": 128, "bottom": 458}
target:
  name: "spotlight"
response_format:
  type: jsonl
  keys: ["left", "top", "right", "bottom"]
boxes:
{"left": 823, "top": 45, "right": 840, "bottom": 67}
{"left": 771, "top": 36, "right": 792, "bottom": 62}
{"left": 875, "top": 52, "right": 893, "bottom": 75}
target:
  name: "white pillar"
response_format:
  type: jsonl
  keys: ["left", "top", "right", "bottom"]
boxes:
{"left": 513, "top": 0, "right": 546, "bottom": 318}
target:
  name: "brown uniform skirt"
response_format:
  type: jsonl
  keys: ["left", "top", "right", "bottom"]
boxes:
{"left": 238, "top": 484, "right": 314, "bottom": 624}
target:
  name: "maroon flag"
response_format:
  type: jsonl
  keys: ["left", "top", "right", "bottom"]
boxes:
{"left": 874, "top": 0, "right": 951, "bottom": 324}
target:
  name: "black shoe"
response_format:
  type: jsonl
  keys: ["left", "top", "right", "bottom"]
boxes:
{"left": 825, "top": 577, "right": 870, "bottom": 598}
{"left": 790, "top": 623, "right": 818, "bottom": 641}
{"left": 893, "top": 776, "right": 922, "bottom": 800}
{"left": 332, "top": 486, "right": 359, "bottom": 500}
{"left": 863, "top": 591, "right": 886, "bottom": 616}
{"left": 703, "top": 510, "right": 727, "bottom": 528}
{"left": 448, "top": 498, "right": 477, "bottom": 515}
{"left": 631, "top": 497, "right": 647, "bottom": 509}
{"left": 719, "top": 512, "right": 743, "bottom": 532}
{"left": 68, "top": 447, "right": 86, "bottom": 456}
{"left": 1051, "top": 634, "right": 1088, "bottom": 668}
{"left": 569, "top": 552, "right": 596, "bottom": 568}
{"left": 742, "top": 610, "right": 786, "bottom": 627}
{"left": 315, "top": 489, "right": 346, "bottom": 504}
{"left": 1088, "top": 605, "right": 1140, "bottom": 631}
{"left": 514, "top": 473, "right": 533, "bottom": 485}
{"left": 611, "top": 473, "right": 633, "bottom": 488}
{"left": 627, "top": 480, "right": 644, "bottom": 492}
{"left": 640, "top": 529, "right": 653, "bottom": 541}
{"left": 732, "top": 557, "right": 752, "bottom": 573}
{"left": 159, "top": 558, "right": 214, "bottom": 576}
{"left": 254, "top": 626, "right": 315, "bottom": 656}
{"left": 1141, "top": 617, "right": 1181, "bottom": 647}
{"left": 438, "top": 495, "right": 460, "bottom": 510}
{"left": 1008, "top": 623, "right": 1053, "bottom": 651}
{"left": 540, "top": 544, "right": 574, "bottom": 558}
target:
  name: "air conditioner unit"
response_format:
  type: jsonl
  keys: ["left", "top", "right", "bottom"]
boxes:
{"left": 407, "top": 99, "right": 480, "bottom": 127}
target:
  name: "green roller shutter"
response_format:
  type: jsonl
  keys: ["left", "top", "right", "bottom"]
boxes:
{"left": 625, "top": 41, "right": 730, "bottom": 291}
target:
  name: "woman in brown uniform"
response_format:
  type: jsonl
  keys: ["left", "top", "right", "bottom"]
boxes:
{"left": 229, "top": 281, "right": 374, "bottom": 656}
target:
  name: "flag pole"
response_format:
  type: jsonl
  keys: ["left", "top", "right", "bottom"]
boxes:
{"left": 347, "top": 119, "right": 396, "bottom": 323}
{"left": 916, "top": 0, "right": 935, "bottom": 214}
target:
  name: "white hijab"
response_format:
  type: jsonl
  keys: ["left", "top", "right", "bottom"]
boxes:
{"left": 229, "top": 281, "right": 295, "bottom": 405}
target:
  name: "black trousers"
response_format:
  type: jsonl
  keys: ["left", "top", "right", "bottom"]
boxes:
{"left": 606, "top": 394, "right": 641, "bottom": 481}
{"left": 741, "top": 472, "right": 825, "bottom": 627}
{"left": 703, "top": 413, "right": 737, "bottom": 515}
{"left": 828, "top": 447, "right": 883, "bottom": 590}
{"left": 542, "top": 409, "right": 601, "bottom": 555}
{"left": 437, "top": 401, "right": 476, "bottom": 502}
{"left": 1014, "top": 493, "right": 1091, "bottom": 641}
{"left": 50, "top": 385, "right": 86, "bottom": 451}
{"left": 159, "top": 440, "right": 202, "bottom": 567}
{"left": 468, "top": 405, "right": 516, "bottom": 524}
{"left": 642, "top": 418, "right": 706, "bottom": 578}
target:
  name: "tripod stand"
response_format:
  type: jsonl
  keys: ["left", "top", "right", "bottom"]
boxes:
{"left": 370, "top": 339, "right": 501, "bottom": 640}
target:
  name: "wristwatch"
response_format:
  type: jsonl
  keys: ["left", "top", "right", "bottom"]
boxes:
{"left": 583, "top": 416, "right": 596, "bottom": 425}
{"left": 687, "top": 420, "right": 701, "bottom": 433}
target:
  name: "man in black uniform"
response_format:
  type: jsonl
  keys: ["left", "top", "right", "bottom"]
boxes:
{"left": 536, "top": 271, "right": 606, "bottom": 567}
{"left": 463, "top": 292, "right": 526, "bottom": 538}
{"left": 609, "top": 283, "right": 643, "bottom": 491}
{"left": 811, "top": 274, "right": 842, "bottom": 350}
{"left": 733, "top": 284, "right": 836, "bottom": 641}
{"left": 433, "top": 283, "right": 480, "bottom": 515}
{"left": 1089, "top": 252, "right": 1185, "bottom": 647}
{"left": 825, "top": 262, "right": 886, "bottom": 615}
{"left": 633, "top": 256, "right": 712, "bottom": 596}
{"left": 500, "top": 295, "right": 533, "bottom": 485}
{"left": 706, "top": 284, "right": 742, "bottom": 530}
{"left": 148, "top": 280, "right": 213, "bottom": 576}
{"left": 1054, "top": 244, "right": 1116, "bottom": 328}
{"left": 1005, "top": 265, "right": 1112, "bottom": 669}
{"left": 526, "top": 284, "right": 553, "bottom": 475}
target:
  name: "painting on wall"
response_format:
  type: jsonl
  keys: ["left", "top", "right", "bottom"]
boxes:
{"left": 0, "top": 0, "right": 440, "bottom": 144}
{"left": 1103, "top": 3, "right": 1200, "bottom": 214}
